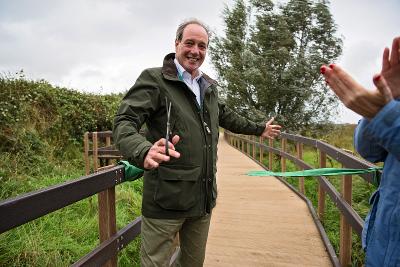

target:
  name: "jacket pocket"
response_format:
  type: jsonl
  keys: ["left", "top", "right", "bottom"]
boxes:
{"left": 154, "top": 164, "right": 200, "bottom": 211}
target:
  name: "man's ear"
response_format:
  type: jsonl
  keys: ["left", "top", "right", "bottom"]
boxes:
{"left": 175, "top": 40, "right": 180, "bottom": 49}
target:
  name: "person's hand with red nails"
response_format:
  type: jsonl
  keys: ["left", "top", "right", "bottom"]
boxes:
{"left": 380, "top": 36, "right": 400, "bottom": 98}
{"left": 320, "top": 64, "right": 385, "bottom": 119}
{"left": 320, "top": 36, "right": 400, "bottom": 120}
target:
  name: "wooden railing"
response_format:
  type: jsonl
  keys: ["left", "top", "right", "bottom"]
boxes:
{"left": 1, "top": 130, "right": 376, "bottom": 266}
{"left": 0, "top": 163, "right": 140, "bottom": 266}
{"left": 0, "top": 131, "right": 133, "bottom": 267}
{"left": 0, "top": 131, "right": 182, "bottom": 267}
{"left": 225, "top": 131, "right": 379, "bottom": 267}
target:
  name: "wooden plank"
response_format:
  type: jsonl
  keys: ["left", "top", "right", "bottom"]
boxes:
{"left": 252, "top": 136, "right": 256, "bottom": 159}
{"left": 318, "top": 151, "right": 327, "bottom": 221}
{"left": 93, "top": 132, "right": 99, "bottom": 172}
{"left": 281, "top": 138, "right": 286, "bottom": 172}
{"left": 259, "top": 136, "right": 263, "bottom": 164}
{"left": 84, "top": 132, "right": 90, "bottom": 175}
{"left": 98, "top": 188, "right": 117, "bottom": 267}
{"left": 105, "top": 137, "right": 112, "bottom": 166}
{"left": 0, "top": 166, "right": 125, "bottom": 234}
{"left": 339, "top": 173, "right": 352, "bottom": 267}
{"left": 297, "top": 142, "right": 305, "bottom": 194}
{"left": 204, "top": 135, "right": 332, "bottom": 266}
{"left": 268, "top": 138, "right": 273, "bottom": 170}
{"left": 72, "top": 217, "right": 141, "bottom": 267}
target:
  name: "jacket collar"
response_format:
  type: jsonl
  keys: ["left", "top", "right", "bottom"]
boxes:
{"left": 161, "top": 53, "right": 218, "bottom": 88}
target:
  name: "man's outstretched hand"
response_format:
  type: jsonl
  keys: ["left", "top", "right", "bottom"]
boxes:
{"left": 261, "top": 117, "right": 281, "bottom": 139}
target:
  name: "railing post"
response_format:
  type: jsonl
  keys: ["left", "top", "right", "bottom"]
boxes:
{"left": 93, "top": 132, "right": 99, "bottom": 172}
{"left": 340, "top": 169, "right": 353, "bottom": 267}
{"left": 318, "top": 151, "right": 326, "bottom": 221}
{"left": 94, "top": 132, "right": 117, "bottom": 267}
{"left": 247, "top": 136, "right": 250, "bottom": 155}
{"left": 84, "top": 132, "right": 90, "bottom": 175}
{"left": 259, "top": 136, "right": 264, "bottom": 164}
{"left": 297, "top": 142, "right": 304, "bottom": 194}
{"left": 252, "top": 136, "right": 256, "bottom": 159}
{"left": 106, "top": 136, "right": 112, "bottom": 166}
{"left": 98, "top": 188, "right": 117, "bottom": 267}
{"left": 268, "top": 138, "right": 273, "bottom": 170}
{"left": 281, "top": 138, "right": 286, "bottom": 172}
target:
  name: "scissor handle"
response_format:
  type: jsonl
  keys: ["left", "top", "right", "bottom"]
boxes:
{"left": 165, "top": 97, "right": 172, "bottom": 156}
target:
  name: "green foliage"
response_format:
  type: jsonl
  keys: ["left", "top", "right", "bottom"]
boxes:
{"left": 0, "top": 73, "right": 144, "bottom": 266}
{"left": 0, "top": 72, "right": 122, "bottom": 152}
{"left": 210, "top": 0, "right": 343, "bottom": 131}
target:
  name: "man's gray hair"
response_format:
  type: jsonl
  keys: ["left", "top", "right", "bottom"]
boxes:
{"left": 175, "top": 18, "right": 211, "bottom": 43}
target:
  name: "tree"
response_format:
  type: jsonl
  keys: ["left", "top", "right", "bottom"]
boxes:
{"left": 210, "top": 0, "right": 342, "bottom": 131}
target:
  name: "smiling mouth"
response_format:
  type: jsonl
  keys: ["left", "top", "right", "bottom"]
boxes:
{"left": 188, "top": 57, "right": 199, "bottom": 63}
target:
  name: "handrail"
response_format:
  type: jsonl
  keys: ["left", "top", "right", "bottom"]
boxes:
{"left": 224, "top": 130, "right": 377, "bottom": 267}
{"left": 0, "top": 164, "right": 143, "bottom": 266}
{"left": 3, "top": 129, "right": 369, "bottom": 266}
{"left": 0, "top": 165, "right": 125, "bottom": 234}
{"left": 72, "top": 217, "right": 142, "bottom": 267}
{"left": 1, "top": 131, "right": 181, "bottom": 267}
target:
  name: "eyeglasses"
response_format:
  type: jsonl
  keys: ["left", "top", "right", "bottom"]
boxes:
{"left": 165, "top": 97, "right": 172, "bottom": 156}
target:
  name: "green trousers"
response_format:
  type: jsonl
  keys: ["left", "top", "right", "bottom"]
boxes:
{"left": 141, "top": 214, "right": 212, "bottom": 267}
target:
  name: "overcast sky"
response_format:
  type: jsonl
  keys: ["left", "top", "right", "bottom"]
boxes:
{"left": 0, "top": 0, "right": 398, "bottom": 123}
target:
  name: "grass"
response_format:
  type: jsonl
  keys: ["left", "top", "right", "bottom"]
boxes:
{"left": 0, "top": 75, "right": 142, "bottom": 266}
{"left": 0, "top": 120, "right": 369, "bottom": 266}
{"left": 0, "top": 153, "right": 143, "bottom": 267}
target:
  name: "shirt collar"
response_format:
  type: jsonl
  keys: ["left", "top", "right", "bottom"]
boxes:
{"left": 174, "top": 58, "right": 202, "bottom": 81}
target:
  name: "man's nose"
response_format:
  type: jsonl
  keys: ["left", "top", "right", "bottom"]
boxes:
{"left": 189, "top": 45, "right": 200, "bottom": 55}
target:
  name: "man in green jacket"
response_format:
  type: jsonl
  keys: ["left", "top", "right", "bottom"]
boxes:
{"left": 113, "top": 18, "right": 281, "bottom": 267}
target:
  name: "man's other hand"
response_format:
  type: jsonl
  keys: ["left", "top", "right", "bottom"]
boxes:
{"left": 144, "top": 135, "right": 180, "bottom": 169}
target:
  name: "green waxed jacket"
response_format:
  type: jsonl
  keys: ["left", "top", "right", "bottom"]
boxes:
{"left": 113, "top": 53, "right": 265, "bottom": 219}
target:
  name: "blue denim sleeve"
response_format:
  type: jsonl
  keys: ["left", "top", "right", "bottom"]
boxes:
{"left": 355, "top": 118, "right": 387, "bottom": 163}
{"left": 355, "top": 100, "right": 400, "bottom": 162}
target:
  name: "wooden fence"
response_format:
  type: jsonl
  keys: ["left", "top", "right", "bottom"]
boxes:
{"left": 225, "top": 131, "right": 379, "bottom": 267}
{"left": 1, "top": 130, "right": 378, "bottom": 266}
{"left": 0, "top": 131, "right": 135, "bottom": 267}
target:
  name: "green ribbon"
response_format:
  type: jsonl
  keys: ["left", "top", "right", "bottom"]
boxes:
{"left": 118, "top": 161, "right": 144, "bottom": 181}
{"left": 248, "top": 167, "right": 383, "bottom": 186}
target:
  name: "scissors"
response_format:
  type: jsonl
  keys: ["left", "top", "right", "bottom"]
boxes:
{"left": 165, "top": 97, "right": 172, "bottom": 156}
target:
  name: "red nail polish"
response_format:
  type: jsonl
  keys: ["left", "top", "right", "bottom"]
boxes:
{"left": 320, "top": 66, "right": 326, "bottom": 74}
{"left": 329, "top": 64, "right": 335, "bottom": 69}
{"left": 373, "top": 75, "right": 381, "bottom": 82}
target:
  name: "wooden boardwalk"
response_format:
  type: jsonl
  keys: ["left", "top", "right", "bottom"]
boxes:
{"left": 203, "top": 134, "right": 332, "bottom": 267}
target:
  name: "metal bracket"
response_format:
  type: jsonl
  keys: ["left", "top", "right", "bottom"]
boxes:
{"left": 114, "top": 168, "right": 124, "bottom": 184}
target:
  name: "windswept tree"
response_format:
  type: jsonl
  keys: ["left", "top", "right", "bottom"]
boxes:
{"left": 210, "top": 0, "right": 342, "bottom": 131}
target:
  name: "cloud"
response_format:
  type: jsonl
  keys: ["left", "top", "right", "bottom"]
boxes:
{"left": 0, "top": 0, "right": 233, "bottom": 93}
{"left": 0, "top": 0, "right": 397, "bottom": 123}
